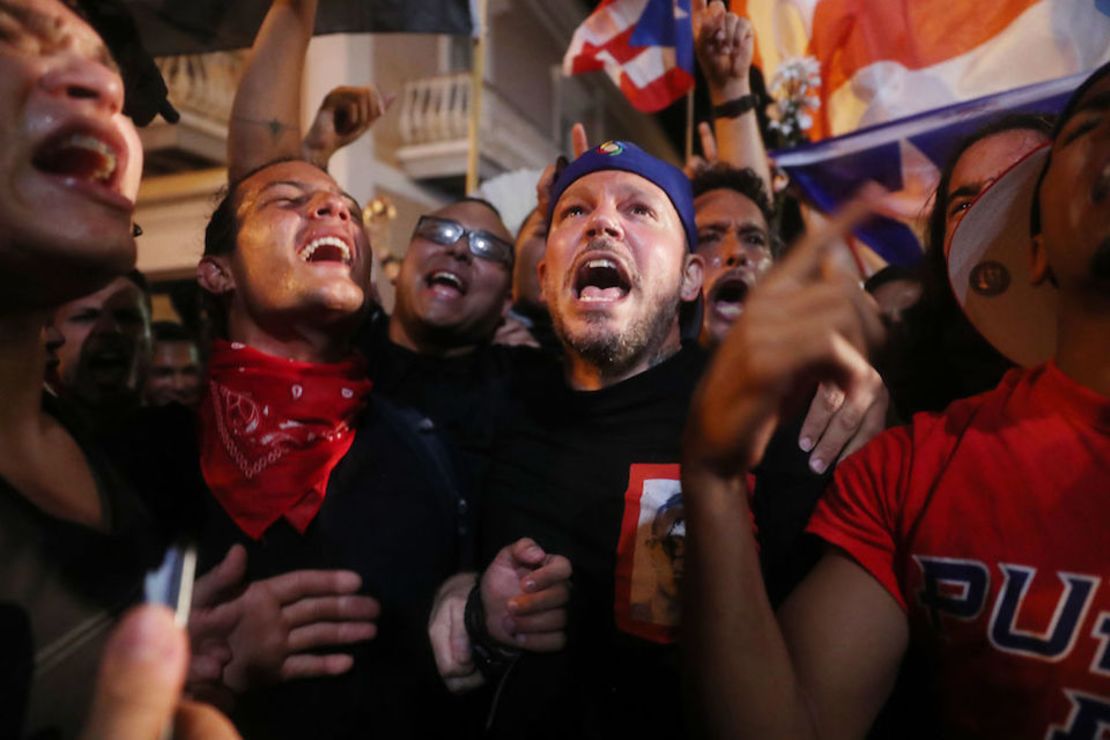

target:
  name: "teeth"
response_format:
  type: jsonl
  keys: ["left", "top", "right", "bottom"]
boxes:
{"left": 66, "top": 134, "right": 117, "bottom": 182}
{"left": 586, "top": 258, "right": 617, "bottom": 270}
{"left": 431, "top": 271, "right": 462, "bottom": 289}
{"left": 716, "top": 303, "right": 742, "bottom": 319}
{"left": 300, "top": 236, "right": 352, "bottom": 263}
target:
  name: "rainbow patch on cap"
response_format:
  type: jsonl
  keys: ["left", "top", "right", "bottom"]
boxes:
{"left": 597, "top": 141, "right": 624, "bottom": 156}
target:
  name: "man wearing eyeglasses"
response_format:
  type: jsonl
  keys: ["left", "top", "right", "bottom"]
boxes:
{"left": 355, "top": 197, "right": 538, "bottom": 513}
{"left": 389, "top": 199, "right": 515, "bottom": 358}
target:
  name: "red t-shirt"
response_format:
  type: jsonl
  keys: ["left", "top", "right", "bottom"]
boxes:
{"left": 809, "top": 363, "right": 1110, "bottom": 739}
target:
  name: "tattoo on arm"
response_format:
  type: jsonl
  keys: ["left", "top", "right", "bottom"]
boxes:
{"left": 233, "top": 115, "right": 298, "bottom": 141}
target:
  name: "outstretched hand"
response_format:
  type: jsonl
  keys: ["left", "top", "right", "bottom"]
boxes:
{"left": 303, "top": 85, "right": 393, "bottom": 167}
{"left": 186, "top": 545, "right": 247, "bottom": 706}
{"left": 687, "top": 191, "right": 886, "bottom": 478}
{"left": 480, "top": 538, "right": 572, "bottom": 651}
{"left": 221, "top": 569, "right": 380, "bottom": 692}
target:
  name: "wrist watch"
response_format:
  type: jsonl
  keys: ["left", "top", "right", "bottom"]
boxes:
{"left": 713, "top": 93, "right": 760, "bottom": 119}
{"left": 463, "top": 584, "right": 521, "bottom": 679}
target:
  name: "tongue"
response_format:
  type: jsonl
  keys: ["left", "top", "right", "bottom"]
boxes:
{"left": 580, "top": 285, "right": 624, "bottom": 301}
{"left": 430, "top": 282, "right": 462, "bottom": 298}
{"left": 307, "top": 244, "right": 346, "bottom": 263}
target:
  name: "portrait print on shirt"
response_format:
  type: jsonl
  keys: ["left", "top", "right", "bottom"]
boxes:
{"left": 614, "top": 464, "right": 685, "bottom": 643}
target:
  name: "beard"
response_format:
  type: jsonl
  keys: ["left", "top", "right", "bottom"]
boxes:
{"left": 551, "top": 286, "right": 682, "bottom": 378}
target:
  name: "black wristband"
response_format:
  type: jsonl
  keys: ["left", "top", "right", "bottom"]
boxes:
{"left": 712, "top": 94, "right": 759, "bottom": 119}
{"left": 463, "top": 584, "right": 520, "bottom": 679}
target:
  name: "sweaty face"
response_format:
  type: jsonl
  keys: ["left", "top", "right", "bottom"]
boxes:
{"left": 145, "top": 340, "right": 202, "bottom": 407}
{"left": 0, "top": 0, "right": 143, "bottom": 310}
{"left": 220, "top": 161, "right": 371, "bottom": 339}
{"left": 693, "top": 188, "right": 773, "bottom": 346}
{"left": 393, "top": 200, "right": 512, "bottom": 348}
{"left": 53, "top": 276, "right": 151, "bottom": 404}
{"left": 1036, "top": 72, "right": 1110, "bottom": 292}
{"left": 513, "top": 207, "right": 547, "bottom": 310}
{"left": 943, "top": 129, "right": 1050, "bottom": 256}
{"left": 542, "top": 170, "right": 700, "bottom": 375}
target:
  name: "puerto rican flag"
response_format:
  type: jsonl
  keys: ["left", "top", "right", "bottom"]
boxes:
{"left": 738, "top": 0, "right": 1110, "bottom": 266}
{"left": 775, "top": 74, "right": 1081, "bottom": 266}
{"left": 735, "top": 0, "right": 1110, "bottom": 140}
{"left": 564, "top": 0, "right": 695, "bottom": 113}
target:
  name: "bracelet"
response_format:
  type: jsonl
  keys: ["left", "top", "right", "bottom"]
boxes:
{"left": 712, "top": 94, "right": 759, "bottom": 119}
{"left": 463, "top": 583, "right": 521, "bottom": 679}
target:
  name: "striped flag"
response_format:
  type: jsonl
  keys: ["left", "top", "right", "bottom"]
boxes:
{"left": 564, "top": 0, "right": 695, "bottom": 113}
{"left": 773, "top": 74, "right": 1081, "bottom": 266}
{"left": 735, "top": 0, "right": 1110, "bottom": 140}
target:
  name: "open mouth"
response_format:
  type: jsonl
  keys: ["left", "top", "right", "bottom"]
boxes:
{"left": 574, "top": 257, "right": 631, "bottom": 303}
{"left": 33, "top": 130, "right": 121, "bottom": 188}
{"left": 425, "top": 269, "right": 467, "bottom": 296}
{"left": 85, "top": 347, "right": 132, "bottom": 381}
{"left": 709, "top": 274, "right": 751, "bottom": 320}
{"left": 299, "top": 235, "right": 353, "bottom": 265}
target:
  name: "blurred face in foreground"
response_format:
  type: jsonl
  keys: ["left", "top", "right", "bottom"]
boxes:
{"left": 0, "top": 0, "right": 143, "bottom": 310}
{"left": 1033, "top": 71, "right": 1110, "bottom": 296}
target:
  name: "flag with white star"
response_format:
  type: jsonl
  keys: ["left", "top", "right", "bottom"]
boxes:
{"left": 773, "top": 73, "right": 1081, "bottom": 266}
{"left": 564, "top": 0, "right": 695, "bottom": 113}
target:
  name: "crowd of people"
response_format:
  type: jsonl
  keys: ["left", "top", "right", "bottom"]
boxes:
{"left": 1, "top": 0, "right": 1106, "bottom": 738}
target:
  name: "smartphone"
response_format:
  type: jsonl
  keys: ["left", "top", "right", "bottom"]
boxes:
{"left": 143, "top": 543, "right": 197, "bottom": 627}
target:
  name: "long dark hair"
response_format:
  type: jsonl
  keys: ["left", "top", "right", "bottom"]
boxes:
{"left": 883, "top": 114, "right": 1054, "bottom": 418}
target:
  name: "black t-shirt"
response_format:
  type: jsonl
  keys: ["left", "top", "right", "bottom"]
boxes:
{"left": 119, "top": 395, "right": 474, "bottom": 740}
{"left": 476, "top": 345, "right": 833, "bottom": 738}
{"left": 478, "top": 346, "right": 705, "bottom": 739}
{"left": 357, "top": 311, "right": 540, "bottom": 505}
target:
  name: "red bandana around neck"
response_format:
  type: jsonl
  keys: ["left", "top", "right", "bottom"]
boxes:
{"left": 198, "top": 340, "right": 372, "bottom": 539}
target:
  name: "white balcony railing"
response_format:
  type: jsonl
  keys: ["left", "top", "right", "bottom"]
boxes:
{"left": 396, "top": 73, "right": 559, "bottom": 181}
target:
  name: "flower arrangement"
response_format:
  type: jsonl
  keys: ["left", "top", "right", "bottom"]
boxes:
{"left": 767, "top": 56, "right": 821, "bottom": 149}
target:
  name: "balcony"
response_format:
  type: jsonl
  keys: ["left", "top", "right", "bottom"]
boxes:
{"left": 396, "top": 73, "right": 559, "bottom": 185}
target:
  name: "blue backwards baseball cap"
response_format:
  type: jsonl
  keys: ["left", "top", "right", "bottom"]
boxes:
{"left": 546, "top": 140, "right": 698, "bottom": 252}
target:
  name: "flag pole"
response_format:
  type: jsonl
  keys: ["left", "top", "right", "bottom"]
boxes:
{"left": 465, "top": 0, "right": 488, "bottom": 194}
{"left": 684, "top": 88, "right": 695, "bottom": 163}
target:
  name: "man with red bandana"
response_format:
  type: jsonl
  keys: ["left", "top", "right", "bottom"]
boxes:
{"left": 141, "top": 2, "right": 571, "bottom": 737}
{"left": 682, "top": 61, "right": 1110, "bottom": 740}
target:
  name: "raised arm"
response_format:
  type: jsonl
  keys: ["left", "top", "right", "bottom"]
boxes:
{"left": 227, "top": 0, "right": 318, "bottom": 182}
{"left": 692, "top": 0, "right": 772, "bottom": 193}
{"left": 682, "top": 198, "right": 907, "bottom": 740}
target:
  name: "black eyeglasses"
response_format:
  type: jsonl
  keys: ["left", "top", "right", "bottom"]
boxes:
{"left": 413, "top": 215, "right": 514, "bottom": 267}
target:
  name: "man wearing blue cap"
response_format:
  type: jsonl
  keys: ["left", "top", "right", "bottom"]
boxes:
{"left": 540, "top": 139, "right": 705, "bottom": 389}
{"left": 441, "top": 141, "right": 707, "bottom": 739}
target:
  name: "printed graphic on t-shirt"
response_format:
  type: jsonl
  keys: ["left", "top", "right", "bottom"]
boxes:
{"left": 614, "top": 464, "right": 684, "bottom": 644}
